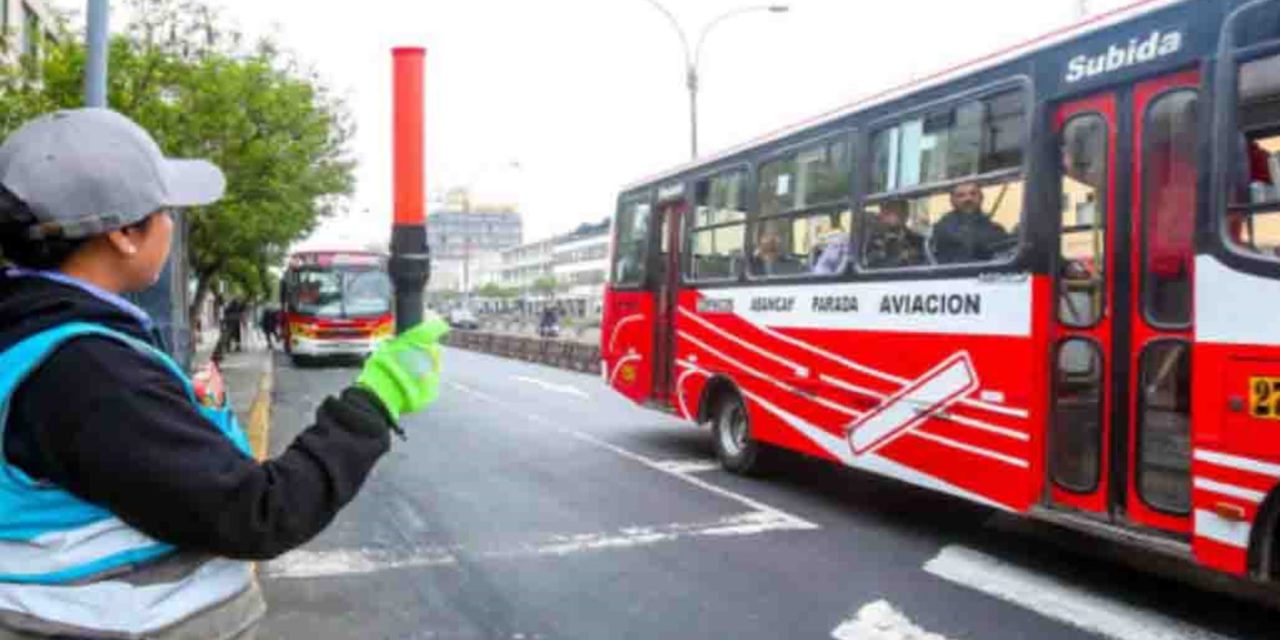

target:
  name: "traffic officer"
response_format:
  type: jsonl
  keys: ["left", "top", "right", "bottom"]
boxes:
{"left": 0, "top": 108, "right": 446, "bottom": 639}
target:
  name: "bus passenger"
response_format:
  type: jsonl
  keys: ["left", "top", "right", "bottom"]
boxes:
{"left": 810, "top": 226, "right": 849, "bottom": 275}
{"left": 752, "top": 223, "right": 803, "bottom": 276}
{"left": 863, "top": 200, "right": 924, "bottom": 269}
{"left": 931, "top": 181, "right": 1010, "bottom": 264}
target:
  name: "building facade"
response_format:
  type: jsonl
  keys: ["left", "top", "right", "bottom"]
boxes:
{"left": 1, "top": 0, "right": 56, "bottom": 64}
{"left": 551, "top": 220, "right": 609, "bottom": 318}
{"left": 425, "top": 190, "right": 523, "bottom": 293}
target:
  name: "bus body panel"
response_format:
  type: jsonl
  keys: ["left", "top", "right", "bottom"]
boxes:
{"left": 673, "top": 277, "right": 1048, "bottom": 512}
{"left": 602, "top": 286, "right": 656, "bottom": 404}
{"left": 602, "top": 0, "right": 1280, "bottom": 589}
{"left": 1192, "top": 256, "right": 1280, "bottom": 575}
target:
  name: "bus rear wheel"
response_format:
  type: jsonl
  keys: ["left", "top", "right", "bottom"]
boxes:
{"left": 712, "top": 392, "right": 771, "bottom": 476}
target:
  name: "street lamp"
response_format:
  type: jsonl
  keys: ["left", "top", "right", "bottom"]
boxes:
{"left": 642, "top": 1, "right": 789, "bottom": 158}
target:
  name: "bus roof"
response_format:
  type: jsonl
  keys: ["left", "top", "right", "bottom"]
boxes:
{"left": 622, "top": 0, "right": 1184, "bottom": 192}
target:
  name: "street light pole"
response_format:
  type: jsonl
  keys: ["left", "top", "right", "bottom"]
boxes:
{"left": 85, "top": 0, "right": 109, "bottom": 107}
{"left": 642, "top": 1, "right": 789, "bottom": 159}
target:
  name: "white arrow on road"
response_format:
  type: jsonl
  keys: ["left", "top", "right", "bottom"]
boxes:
{"left": 512, "top": 375, "right": 591, "bottom": 399}
{"left": 831, "top": 600, "right": 949, "bottom": 640}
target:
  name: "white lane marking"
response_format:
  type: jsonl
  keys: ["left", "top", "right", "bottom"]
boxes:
{"left": 565, "top": 429, "right": 819, "bottom": 531}
{"left": 924, "top": 545, "right": 1232, "bottom": 640}
{"left": 268, "top": 511, "right": 809, "bottom": 579}
{"left": 678, "top": 307, "right": 807, "bottom": 376}
{"left": 1194, "top": 509, "right": 1252, "bottom": 549}
{"left": 1193, "top": 477, "right": 1266, "bottom": 504}
{"left": 651, "top": 459, "right": 721, "bottom": 474}
{"left": 831, "top": 600, "right": 949, "bottom": 640}
{"left": 512, "top": 375, "right": 590, "bottom": 399}
{"left": 449, "top": 380, "right": 820, "bottom": 532}
{"left": 1194, "top": 449, "right": 1280, "bottom": 479}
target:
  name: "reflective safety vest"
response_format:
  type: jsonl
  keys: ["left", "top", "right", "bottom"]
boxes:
{"left": 0, "top": 322, "right": 261, "bottom": 638}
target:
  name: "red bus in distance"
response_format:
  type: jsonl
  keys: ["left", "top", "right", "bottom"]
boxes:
{"left": 280, "top": 250, "right": 393, "bottom": 364}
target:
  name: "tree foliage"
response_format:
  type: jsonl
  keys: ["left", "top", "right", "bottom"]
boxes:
{"left": 0, "top": 0, "right": 355, "bottom": 313}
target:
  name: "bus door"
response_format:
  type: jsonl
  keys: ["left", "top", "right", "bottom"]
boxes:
{"left": 652, "top": 194, "right": 687, "bottom": 405}
{"left": 604, "top": 193, "right": 657, "bottom": 404}
{"left": 1049, "top": 70, "right": 1199, "bottom": 537}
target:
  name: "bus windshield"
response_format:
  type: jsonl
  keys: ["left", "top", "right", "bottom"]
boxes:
{"left": 290, "top": 266, "right": 391, "bottom": 319}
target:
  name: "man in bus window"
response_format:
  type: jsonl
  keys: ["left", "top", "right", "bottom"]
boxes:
{"left": 863, "top": 200, "right": 924, "bottom": 269}
{"left": 752, "top": 223, "right": 803, "bottom": 276}
{"left": 931, "top": 181, "right": 1010, "bottom": 264}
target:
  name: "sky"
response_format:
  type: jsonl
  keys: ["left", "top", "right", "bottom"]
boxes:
{"left": 55, "top": 0, "right": 1135, "bottom": 248}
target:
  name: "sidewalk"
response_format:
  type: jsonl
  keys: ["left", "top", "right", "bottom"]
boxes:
{"left": 193, "top": 328, "right": 274, "bottom": 452}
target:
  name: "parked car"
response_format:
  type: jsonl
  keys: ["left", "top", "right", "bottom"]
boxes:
{"left": 447, "top": 308, "right": 480, "bottom": 330}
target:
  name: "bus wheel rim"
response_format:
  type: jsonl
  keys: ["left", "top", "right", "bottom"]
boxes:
{"left": 721, "top": 402, "right": 747, "bottom": 455}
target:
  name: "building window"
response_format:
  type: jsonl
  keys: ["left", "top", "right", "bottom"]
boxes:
{"left": 21, "top": 2, "right": 39, "bottom": 61}
{"left": 749, "top": 135, "right": 852, "bottom": 278}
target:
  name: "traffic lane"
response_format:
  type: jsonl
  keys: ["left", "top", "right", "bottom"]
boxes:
{"left": 267, "top": 355, "right": 763, "bottom": 556}
{"left": 384, "top": 349, "right": 1100, "bottom": 640}
{"left": 261, "top": 354, "right": 836, "bottom": 639}
{"left": 436, "top": 348, "right": 1279, "bottom": 639}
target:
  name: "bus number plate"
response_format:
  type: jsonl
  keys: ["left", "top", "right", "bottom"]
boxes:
{"left": 1249, "top": 377, "right": 1280, "bottom": 420}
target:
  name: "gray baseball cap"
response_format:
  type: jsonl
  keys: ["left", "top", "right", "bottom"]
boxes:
{"left": 0, "top": 108, "right": 225, "bottom": 240}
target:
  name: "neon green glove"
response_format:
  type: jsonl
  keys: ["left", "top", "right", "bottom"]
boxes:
{"left": 357, "top": 316, "right": 449, "bottom": 422}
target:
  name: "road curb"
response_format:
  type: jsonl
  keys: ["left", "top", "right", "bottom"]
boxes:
{"left": 246, "top": 355, "right": 274, "bottom": 461}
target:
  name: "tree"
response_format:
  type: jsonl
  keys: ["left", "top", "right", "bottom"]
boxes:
{"left": 476, "top": 282, "right": 517, "bottom": 299}
{"left": 531, "top": 276, "right": 560, "bottom": 299}
{"left": 0, "top": 0, "right": 355, "bottom": 315}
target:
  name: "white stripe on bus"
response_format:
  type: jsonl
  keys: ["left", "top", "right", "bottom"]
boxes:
{"left": 1193, "top": 509, "right": 1251, "bottom": 550}
{"left": 754, "top": 318, "right": 1030, "bottom": 419}
{"left": 908, "top": 430, "right": 1028, "bottom": 469}
{"left": 1193, "top": 478, "right": 1266, "bottom": 504}
{"left": 678, "top": 307, "right": 807, "bottom": 375}
{"left": 1193, "top": 449, "right": 1280, "bottom": 480}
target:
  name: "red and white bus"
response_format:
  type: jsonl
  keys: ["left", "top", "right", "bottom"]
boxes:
{"left": 603, "top": 0, "right": 1280, "bottom": 590}
{"left": 280, "top": 250, "right": 393, "bottom": 363}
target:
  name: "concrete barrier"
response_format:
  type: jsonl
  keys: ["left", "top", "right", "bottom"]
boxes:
{"left": 444, "top": 330, "right": 601, "bottom": 374}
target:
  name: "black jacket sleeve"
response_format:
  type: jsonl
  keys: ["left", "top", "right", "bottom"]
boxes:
{"left": 5, "top": 337, "right": 392, "bottom": 560}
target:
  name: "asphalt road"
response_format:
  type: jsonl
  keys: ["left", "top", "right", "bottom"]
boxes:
{"left": 257, "top": 348, "right": 1278, "bottom": 640}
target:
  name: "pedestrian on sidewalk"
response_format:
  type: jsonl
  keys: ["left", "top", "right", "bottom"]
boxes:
{"left": 0, "top": 108, "right": 448, "bottom": 640}
{"left": 259, "top": 306, "right": 279, "bottom": 350}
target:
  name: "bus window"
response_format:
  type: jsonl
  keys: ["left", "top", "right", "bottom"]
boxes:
{"left": 1143, "top": 91, "right": 1197, "bottom": 327}
{"left": 750, "top": 136, "right": 852, "bottom": 278}
{"left": 864, "top": 89, "right": 1026, "bottom": 269}
{"left": 612, "top": 195, "right": 652, "bottom": 286}
{"left": 1052, "top": 338, "right": 1105, "bottom": 493}
{"left": 1229, "top": 53, "right": 1280, "bottom": 257}
{"left": 1137, "top": 341, "right": 1192, "bottom": 514}
{"left": 1059, "top": 114, "right": 1108, "bottom": 328}
{"left": 689, "top": 170, "right": 747, "bottom": 281}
